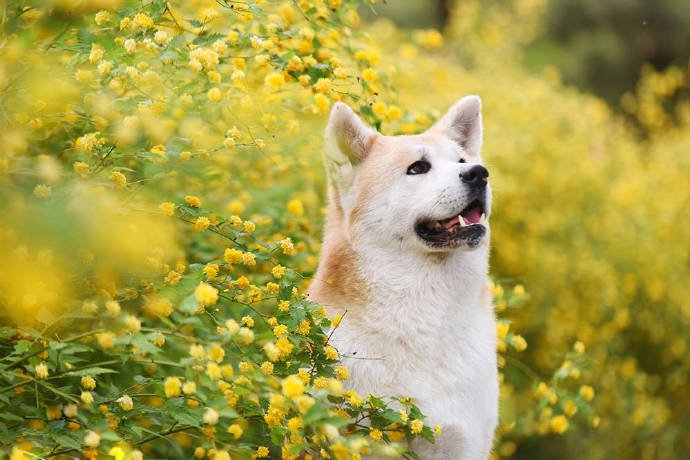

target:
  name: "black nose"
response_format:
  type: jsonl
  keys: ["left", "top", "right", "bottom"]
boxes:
{"left": 460, "top": 165, "right": 489, "bottom": 187}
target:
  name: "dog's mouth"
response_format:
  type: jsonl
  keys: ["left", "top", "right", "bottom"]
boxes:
{"left": 415, "top": 199, "right": 488, "bottom": 249}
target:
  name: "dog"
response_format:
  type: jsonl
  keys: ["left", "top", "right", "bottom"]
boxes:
{"left": 309, "top": 95, "right": 498, "bottom": 459}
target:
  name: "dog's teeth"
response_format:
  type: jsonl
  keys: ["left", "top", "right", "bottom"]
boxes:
{"left": 480, "top": 213, "right": 486, "bottom": 224}
{"left": 459, "top": 215, "right": 467, "bottom": 227}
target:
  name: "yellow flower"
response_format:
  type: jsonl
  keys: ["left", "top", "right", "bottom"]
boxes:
{"left": 193, "top": 216, "right": 210, "bottom": 232}
{"left": 260, "top": 361, "right": 274, "bottom": 374}
{"left": 257, "top": 446, "right": 269, "bottom": 458}
{"left": 362, "top": 68, "right": 378, "bottom": 82}
{"left": 224, "top": 248, "right": 243, "bottom": 264}
{"left": 185, "top": 195, "right": 201, "bottom": 208}
{"left": 225, "top": 319, "right": 240, "bottom": 335}
{"left": 96, "top": 332, "right": 116, "bottom": 349}
{"left": 227, "top": 423, "right": 243, "bottom": 439}
{"left": 63, "top": 404, "right": 78, "bottom": 418}
{"left": 579, "top": 385, "right": 595, "bottom": 401}
{"left": 273, "top": 324, "right": 288, "bottom": 337}
{"left": 117, "top": 395, "right": 133, "bottom": 411}
{"left": 207, "top": 87, "right": 223, "bottom": 102}
{"left": 265, "top": 72, "right": 285, "bottom": 88}
{"left": 81, "top": 375, "right": 96, "bottom": 390}
{"left": 434, "top": 424, "right": 442, "bottom": 437}
{"left": 511, "top": 335, "right": 528, "bottom": 351}
{"left": 73, "top": 161, "right": 90, "bottom": 177}
{"left": 272, "top": 265, "right": 286, "bottom": 279}
{"left": 550, "top": 415, "right": 569, "bottom": 434}
{"left": 182, "top": 381, "right": 196, "bottom": 395}
{"left": 564, "top": 401, "right": 578, "bottom": 417}
{"left": 410, "top": 419, "right": 424, "bottom": 434}
{"left": 207, "top": 344, "right": 225, "bottom": 363}
{"left": 105, "top": 300, "right": 121, "bottom": 317}
{"left": 195, "top": 282, "right": 218, "bottom": 307}
{"left": 95, "top": 10, "right": 112, "bottom": 25}
{"left": 278, "top": 300, "right": 290, "bottom": 312}
{"left": 159, "top": 201, "right": 175, "bottom": 216}
{"left": 33, "top": 184, "right": 51, "bottom": 198}
{"left": 84, "top": 430, "right": 100, "bottom": 448}
{"left": 108, "top": 447, "right": 125, "bottom": 460}
{"left": 313, "top": 93, "right": 330, "bottom": 113}
{"left": 125, "top": 315, "right": 141, "bottom": 332}
{"left": 35, "top": 362, "right": 49, "bottom": 379}
{"left": 242, "top": 251, "right": 256, "bottom": 266}
{"left": 203, "top": 407, "right": 219, "bottom": 425}
{"left": 133, "top": 12, "right": 154, "bottom": 29}
{"left": 370, "top": 428, "right": 383, "bottom": 441}
{"left": 81, "top": 391, "right": 94, "bottom": 404}
{"left": 124, "top": 38, "right": 136, "bottom": 53}
{"left": 164, "top": 377, "right": 182, "bottom": 398}
{"left": 243, "top": 220, "right": 255, "bottom": 233}
{"left": 280, "top": 237, "right": 296, "bottom": 255}
{"left": 263, "top": 342, "right": 280, "bottom": 362}
{"left": 281, "top": 375, "right": 305, "bottom": 398}
{"left": 313, "top": 78, "right": 332, "bottom": 93}
{"left": 206, "top": 362, "right": 222, "bottom": 380}
{"left": 324, "top": 345, "right": 338, "bottom": 360}
{"left": 287, "top": 198, "right": 304, "bottom": 216}
{"left": 241, "top": 316, "right": 254, "bottom": 328}
{"left": 296, "top": 320, "right": 311, "bottom": 335}
{"left": 334, "top": 365, "right": 349, "bottom": 381}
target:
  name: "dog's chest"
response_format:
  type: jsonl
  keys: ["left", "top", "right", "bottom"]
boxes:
{"left": 331, "top": 285, "right": 497, "bottom": 431}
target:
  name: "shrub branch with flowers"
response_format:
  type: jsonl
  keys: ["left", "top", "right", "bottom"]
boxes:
{"left": 0, "top": 0, "right": 621, "bottom": 459}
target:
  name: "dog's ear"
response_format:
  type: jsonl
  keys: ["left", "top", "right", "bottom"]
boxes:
{"left": 430, "top": 95, "right": 482, "bottom": 157}
{"left": 325, "top": 102, "right": 377, "bottom": 166}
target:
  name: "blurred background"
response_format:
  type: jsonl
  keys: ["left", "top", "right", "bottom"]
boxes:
{"left": 0, "top": 0, "right": 688, "bottom": 458}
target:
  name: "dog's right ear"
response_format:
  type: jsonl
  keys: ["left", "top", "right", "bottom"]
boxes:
{"left": 324, "top": 102, "right": 377, "bottom": 187}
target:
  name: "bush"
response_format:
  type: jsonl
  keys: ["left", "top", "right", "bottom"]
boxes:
{"left": 6, "top": 0, "right": 666, "bottom": 458}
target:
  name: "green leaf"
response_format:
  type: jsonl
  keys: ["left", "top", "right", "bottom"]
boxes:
{"left": 49, "top": 432, "right": 83, "bottom": 451}
{"left": 64, "top": 367, "right": 118, "bottom": 377}
{"left": 179, "top": 294, "right": 201, "bottom": 314}
{"left": 270, "top": 426, "right": 287, "bottom": 445}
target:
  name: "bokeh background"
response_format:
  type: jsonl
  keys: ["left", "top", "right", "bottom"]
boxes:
{"left": 0, "top": 0, "right": 689, "bottom": 459}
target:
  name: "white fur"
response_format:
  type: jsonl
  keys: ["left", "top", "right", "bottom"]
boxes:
{"left": 311, "top": 96, "right": 498, "bottom": 460}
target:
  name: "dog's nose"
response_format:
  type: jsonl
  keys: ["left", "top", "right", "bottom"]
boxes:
{"left": 460, "top": 165, "right": 489, "bottom": 187}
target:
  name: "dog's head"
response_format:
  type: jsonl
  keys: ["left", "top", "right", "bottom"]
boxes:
{"left": 324, "top": 96, "right": 490, "bottom": 254}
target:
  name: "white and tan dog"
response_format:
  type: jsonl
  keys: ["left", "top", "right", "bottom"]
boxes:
{"left": 309, "top": 96, "right": 498, "bottom": 460}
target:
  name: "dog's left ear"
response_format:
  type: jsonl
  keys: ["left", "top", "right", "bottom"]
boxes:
{"left": 430, "top": 95, "right": 483, "bottom": 156}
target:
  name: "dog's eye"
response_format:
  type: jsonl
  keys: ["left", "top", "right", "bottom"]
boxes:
{"left": 406, "top": 160, "right": 431, "bottom": 175}
{"left": 459, "top": 158, "right": 466, "bottom": 163}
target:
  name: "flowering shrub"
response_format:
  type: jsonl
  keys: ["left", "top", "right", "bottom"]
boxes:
{"left": 10, "top": 0, "right": 690, "bottom": 458}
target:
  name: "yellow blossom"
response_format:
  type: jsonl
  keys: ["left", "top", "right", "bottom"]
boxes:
{"left": 550, "top": 415, "right": 569, "bottom": 434}
{"left": 195, "top": 282, "right": 218, "bottom": 307}
{"left": 185, "top": 195, "right": 201, "bottom": 207}
{"left": 159, "top": 201, "right": 175, "bottom": 216}
{"left": 117, "top": 395, "right": 133, "bottom": 411}
{"left": 227, "top": 423, "right": 243, "bottom": 439}
{"left": 334, "top": 365, "right": 349, "bottom": 381}
{"left": 35, "top": 362, "right": 49, "bottom": 379}
{"left": 164, "top": 377, "right": 182, "bottom": 398}
{"left": 207, "top": 344, "right": 225, "bottom": 363}
{"left": 81, "top": 391, "right": 94, "bottom": 404}
{"left": 410, "top": 419, "right": 424, "bottom": 434}
{"left": 281, "top": 375, "right": 305, "bottom": 398}
{"left": 265, "top": 72, "right": 285, "bottom": 88}
{"left": 84, "top": 430, "right": 100, "bottom": 448}
{"left": 193, "top": 216, "right": 211, "bottom": 232}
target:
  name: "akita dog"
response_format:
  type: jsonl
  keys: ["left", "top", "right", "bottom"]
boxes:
{"left": 309, "top": 96, "right": 498, "bottom": 459}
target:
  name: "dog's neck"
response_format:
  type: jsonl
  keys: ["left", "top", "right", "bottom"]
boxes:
{"left": 309, "top": 196, "right": 490, "bottom": 315}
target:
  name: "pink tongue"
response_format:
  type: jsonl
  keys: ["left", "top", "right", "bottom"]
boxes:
{"left": 443, "top": 216, "right": 460, "bottom": 230}
{"left": 462, "top": 207, "right": 482, "bottom": 225}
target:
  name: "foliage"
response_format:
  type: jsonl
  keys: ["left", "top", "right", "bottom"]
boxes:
{"left": 15, "top": 0, "right": 690, "bottom": 458}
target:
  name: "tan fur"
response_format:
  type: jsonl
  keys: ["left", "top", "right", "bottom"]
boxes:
{"left": 309, "top": 187, "right": 369, "bottom": 309}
